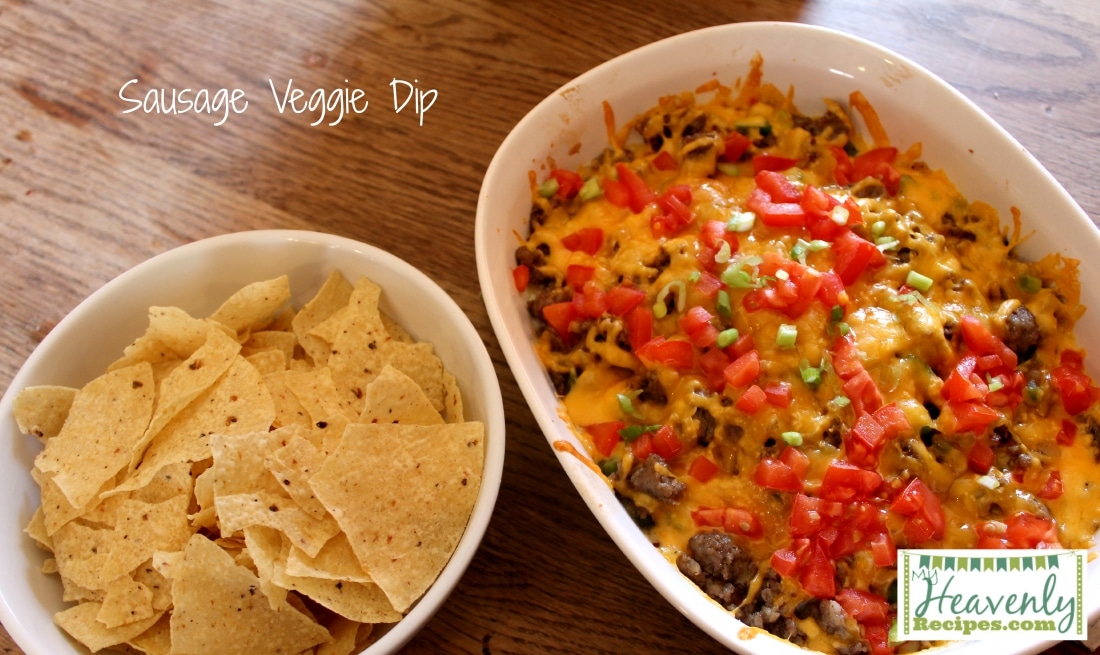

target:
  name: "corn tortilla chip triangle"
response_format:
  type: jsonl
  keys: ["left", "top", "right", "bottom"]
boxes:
{"left": 54, "top": 601, "right": 163, "bottom": 652}
{"left": 101, "top": 494, "right": 192, "bottom": 581}
{"left": 131, "top": 327, "right": 241, "bottom": 468}
{"left": 359, "top": 365, "right": 443, "bottom": 426}
{"left": 169, "top": 534, "right": 330, "bottom": 655}
{"left": 316, "top": 616, "right": 360, "bottom": 655}
{"left": 96, "top": 574, "right": 156, "bottom": 629}
{"left": 292, "top": 271, "right": 353, "bottom": 366}
{"left": 215, "top": 492, "right": 339, "bottom": 558}
{"left": 208, "top": 275, "right": 292, "bottom": 335}
{"left": 242, "top": 526, "right": 291, "bottom": 610}
{"left": 127, "top": 614, "right": 172, "bottom": 655}
{"left": 309, "top": 422, "right": 484, "bottom": 612}
{"left": 284, "top": 533, "right": 373, "bottom": 584}
{"left": 12, "top": 385, "right": 76, "bottom": 442}
{"left": 266, "top": 435, "right": 329, "bottom": 519}
{"left": 35, "top": 362, "right": 155, "bottom": 509}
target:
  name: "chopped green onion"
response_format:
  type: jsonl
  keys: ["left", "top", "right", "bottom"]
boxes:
{"left": 807, "top": 239, "right": 830, "bottom": 252}
{"left": 800, "top": 360, "right": 823, "bottom": 387}
{"left": 598, "top": 458, "right": 620, "bottom": 476}
{"left": 790, "top": 241, "right": 807, "bottom": 262}
{"left": 1017, "top": 273, "right": 1042, "bottom": 294}
{"left": 776, "top": 324, "right": 798, "bottom": 349}
{"left": 722, "top": 267, "right": 755, "bottom": 289}
{"left": 617, "top": 392, "right": 643, "bottom": 419}
{"left": 717, "top": 327, "right": 740, "bottom": 348}
{"left": 875, "top": 237, "right": 900, "bottom": 251}
{"left": 775, "top": 268, "right": 790, "bottom": 281}
{"left": 781, "top": 431, "right": 804, "bottom": 446}
{"left": 618, "top": 424, "right": 662, "bottom": 443}
{"left": 870, "top": 220, "right": 887, "bottom": 237}
{"left": 538, "top": 178, "right": 559, "bottom": 198}
{"left": 832, "top": 395, "right": 851, "bottom": 408}
{"left": 896, "top": 291, "right": 922, "bottom": 305}
{"left": 717, "top": 162, "right": 740, "bottom": 177}
{"left": 688, "top": 271, "right": 701, "bottom": 283}
{"left": 830, "top": 205, "right": 850, "bottom": 226}
{"left": 1025, "top": 379, "right": 1042, "bottom": 404}
{"left": 716, "top": 290, "right": 732, "bottom": 319}
{"left": 578, "top": 177, "right": 602, "bottom": 201}
{"left": 653, "top": 280, "right": 687, "bottom": 318}
{"left": 987, "top": 376, "right": 1005, "bottom": 393}
{"left": 727, "top": 211, "right": 756, "bottom": 233}
{"left": 715, "top": 240, "right": 733, "bottom": 264}
{"left": 829, "top": 305, "right": 844, "bottom": 322}
{"left": 906, "top": 270, "right": 934, "bottom": 293}
{"left": 827, "top": 321, "right": 851, "bottom": 337}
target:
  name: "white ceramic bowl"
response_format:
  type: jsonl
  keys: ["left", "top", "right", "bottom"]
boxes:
{"left": 475, "top": 21, "right": 1100, "bottom": 655}
{"left": 0, "top": 229, "right": 506, "bottom": 655}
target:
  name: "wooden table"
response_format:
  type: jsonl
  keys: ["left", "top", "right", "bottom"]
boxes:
{"left": 1, "top": 1, "right": 1097, "bottom": 653}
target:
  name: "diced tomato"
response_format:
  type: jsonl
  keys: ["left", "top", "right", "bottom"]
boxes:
{"left": 624, "top": 305, "right": 653, "bottom": 352}
{"left": 843, "top": 369, "right": 883, "bottom": 416}
{"left": 656, "top": 185, "right": 693, "bottom": 223}
{"left": 752, "top": 153, "right": 800, "bottom": 174}
{"left": 1051, "top": 363, "right": 1097, "bottom": 415}
{"left": 864, "top": 624, "right": 895, "bottom": 655}
{"left": 771, "top": 548, "right": 802, "bottom": 577}
{"left": 890, "top": 477, "right": 945, "bottom": 544}
{"left": 652, "top": 150, "right": 678, "bottom": 171}
{"left": 967, "top": 441, "right": 994, "bottom": 474}
{"left": 1038, "top": 470, "right": 1064, "bottom": 499}
{"left": 959, "top": 315, "right": 1018, "bottom": 370}
{"left": 746, "top": 187, "right": 807, "bottom": 228}
{"left": 801, "top": 185, "right": 853, "bottom": 241}
{"left": 636, "top": 337, "right": 695, "bottom": 371}
{"left": 851, "top": 147, "right": 901, "bottom": 196}
{"left": 942, "top": 355, "right": 987, "bottom": 403}
{"left": 723, "top": 507, "right": 763, "bottom": 539}
{"left": 755, "top": 170, "right": 803, "bottom": 203}
{"left": 614, "top": 163, "right": 657, "bottom": 214}
{"left": 830, "top": 335, "right": 864, "bottom": 380}
{"left": 764, "top": 381, "right": 793, "bottom": 408}
{"left": 585, "top": 421, "right": 625, "bottom": 457}
{"left": 800, "top": 540, "right": 837, "bottom": 598}
{"left": 830, "top": 146, "right": 854, "bottom": 186}
{"left": 1003, "top": 511, "right": 1061, "bottom": 548}
{"left": 605, "top": 285, "right": 645, "bottom": 316}
{"left": 736, "top": 384, "right": 767, "bottom": 414}
{"left": 630, "top": 431, "right": 654, "bottom": 461}
{"left": 948, "top": 400, "right": 999, "bottom": 435}
{"left": 833, "top": 229, "right": 885, "bottom": 285}
{"left": 837, "top": 588, "right": 891, "bottom": 626}
{"left": 1057, "top": 419, "right": 1077, "bottom": 446}
{"left": 602, "top": 177, "right": 631, "bottom": 208}
{"left": 561, "top": 227, "right": 604, "bottom": 255}
{"left": 846, "top": 413, "right": 887, "bottom": 467}
{"left": 688, "top": 455, "right": 720, "bottom": 483}
{"left": 871, "top": 404, "right": 910, "bottom": 438}
{"left": 816, "top": 270, "right": 849, "bottom": 310}
{"left": 790, "top": 494, "right": 828, "bottom": 537}
{"left": 512, "top": 265, "right": 530, "bottom": 292}
{"left": 679, "top": 306, "right": 715, "bottom": 343}
{"left": 782, "top": 267, "right": 824, "bottom": 319}
{"left": 753, "top": 457, "right": 802, "bottom": 493}
{"left": 820, "top": 461, "right": 883, "bottom": 501}
{"left": 721, "top": 131, "right": 752, "bottom": 162}
{"left": 699, "top": 219, "right": 740, "bottom": 252}
{"left": 572, "top": 280, "right": 608, "bottom": 318}
{"left": 698, "top": 347, "right": 732, "bottom": 391}
{"left": 565, "top": 264, "right": 595, "bottom": 290}
{"left": 728, "top": 332, "right": 756, "bottom": 358}
{"left": 693, "top": 271, "right": 724, "bottom": 299}
{"left": 549, "top": 169, "right": 583, "bottom": 200}
{"left": 690, "top": 507, "right": 725, "bottom": 528}
{"left": 869, "top": 530, "right": 896, "bottom": 566}
{"left": 541, "top": 301, "right": 577, "bottom": 338}
{"left": 651, "top": 424, "right": 683, "bottom": 460}
{"left": 780, "top": 446, "right": 810, "bottom": 480}
{"left": 723, "top": 350, "right": 761, "bottom": 388}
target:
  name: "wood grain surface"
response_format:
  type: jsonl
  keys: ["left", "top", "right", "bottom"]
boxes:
{"left": 1, "top": 1, "right": 1098, "bottom": 654}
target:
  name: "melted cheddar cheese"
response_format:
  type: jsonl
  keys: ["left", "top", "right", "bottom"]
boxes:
{"left": 515, "top": 56, "right": 1100, "bottom": 655}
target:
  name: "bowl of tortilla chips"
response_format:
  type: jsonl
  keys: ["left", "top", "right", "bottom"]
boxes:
{"left": 0, "top": 230, "right": 505, "bottom": 655}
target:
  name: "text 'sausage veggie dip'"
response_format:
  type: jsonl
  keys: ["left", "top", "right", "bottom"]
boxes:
{"left": 512, "top": 55, "right": 1100, "bottom": 655}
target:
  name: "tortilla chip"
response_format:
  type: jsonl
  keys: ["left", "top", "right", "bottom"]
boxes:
{"left": 13, "top": 385, "right": 76, "bottom": 441}
{"left": 35, "top": 362, "right": 155, "bottom": 509}
{"left": 283, "top": 367, "right": 345, "bottom": 425}
{"left": 242, "top": 330, "right": 297, "bottom": 361}
{"left": 169, "top": 534, "right": 330, "bottom": 655}
{"left": 127, "top": 614, "right": 173, "bottom": 655}
{"left": 246, "top": 349, "right": 287, "bottom": 376}
{"left": 132, "top": 559, "right": 173, "bottom": 612}
{"left": 97, "top": 575, "right": 156, "bottom": 629}
{"left": 24, "top": 505, "right": 52, "bottom": 551}
{"left": 359, "top": 365, "right": 443, "bottom": 426}
{"left": 292, "top": 271, "right": 354, "bottom": 366}
{"left": 265, "top": 371, "right": 314, "bottom": 430}
{"left": 215, "top": 492, "right": 340, "bottom": 558}
{"left": 208, "top": 275, "right": 292, "bottom": 335}
{"left": 100, "top": 494, "right": 192, "bottom": 581}
{"left": 309, "top": 422, "right": 484, "bottom": 612}
{"left": 132, "top": 327, "right": 241, "bottom": 468}
{"left": 441, "top": 371, "right": 465, "bottom": 424}
{"left": 284, "top": 533, "right": 373, "bottom": 584}
{"left": 51, "top": 521, "right": 116, "bottom": 591}
{"left": 210, "top": 427, "right": 300, "bottom": 498}
{"left": 266, "top": 435, "right": 329, "bottom": 519}
{"left": 242, "top": 526, "right": 290, "bottom": 609}
{"left": 54, "top": 602, "right": 163, "bottom": 652}
{"left": 111, "top": 355, "right": 275, "bottom": 496}
{"left": 316, "top": 616, "right": 361, "bottom": 655}
{"left": 380, "top": 313, "right": 414, "bottom": 344}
